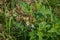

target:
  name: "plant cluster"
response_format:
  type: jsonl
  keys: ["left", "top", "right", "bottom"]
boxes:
{"left": 0, "top": 0, "right": 60, "bottom": 40}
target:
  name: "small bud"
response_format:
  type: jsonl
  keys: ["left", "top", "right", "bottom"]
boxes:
{"left": 26, "top": 21, "right": 30, "bottom": 26}
{"left": 31, "top": 24, "right": 35, "bottom": 28}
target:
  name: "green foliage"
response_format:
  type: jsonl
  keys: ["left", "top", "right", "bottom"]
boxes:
{"left": 0, "top": 0, "right": 60, "bottom": 40}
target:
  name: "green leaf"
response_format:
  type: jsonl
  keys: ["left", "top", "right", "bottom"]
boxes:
{"left": 40, "top": 5, "right": 52, "bottom": 15}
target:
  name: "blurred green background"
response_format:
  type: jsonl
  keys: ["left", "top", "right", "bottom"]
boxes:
{"left": 0, "top": 0, "right": 60, "bottom": 40}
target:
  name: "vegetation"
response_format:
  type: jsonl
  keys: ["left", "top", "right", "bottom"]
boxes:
{"left": 0, "top": 0, "right": 60, "bottom": 40}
